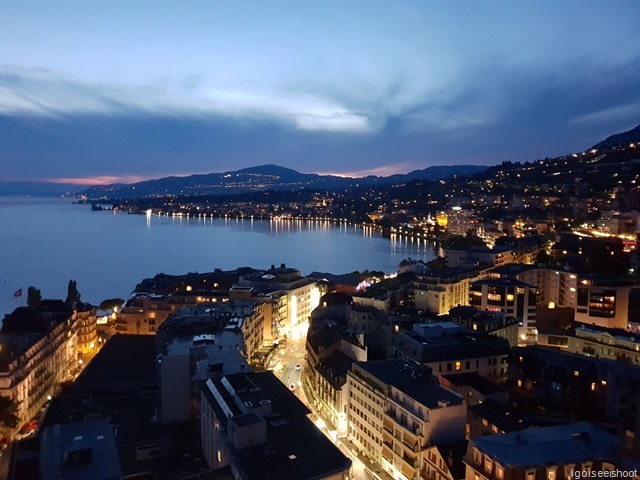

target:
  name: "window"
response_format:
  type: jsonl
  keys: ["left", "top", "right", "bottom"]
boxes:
{"left": 455, "top": 361, "right": 462, "bottom": 371}
{"left": 565, "top": 465, "right": 575, "bottom": 479}
{"left": 496, "top": 463, "right": 504, "bottom": 480}
{"left": 526, "top": 469, "right": 536, "bottom": 480}
{"left": 484, "top": 455, "right": 492, "bottom": 473}
{"left": 548, "top": 466, "right": 557, "bottom": 480}
{"left": 473, "top": 448, "right": 481, "bottom": 465}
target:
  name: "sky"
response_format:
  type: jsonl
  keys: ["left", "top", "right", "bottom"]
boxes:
{"left": 1, "top": 1, "right": 640, "bottom": 184}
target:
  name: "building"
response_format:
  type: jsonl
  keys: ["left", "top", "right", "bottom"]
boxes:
{"left": 394, "top": 322, "right": 510, "bottom": 380}
{"left": 305, "top": 303, "right": 367, "bottom": 437}
{"left": 200, "top": 371, "right": 351, "bottom": 479}
{"left": 463, "top": 422, "right": 621, "bottom": 480}
{"left": 449, "top": 306, "right": 519, "bottom": 347}
{"left": 155, "top": 303, "right": 259, "bottom": 423}
{"left": 40, "top": 419, "right": 122, "bottom": 480}
{"left": 0, "top": 302, "right": 78, "bottom": 427}
{"left": 447, "top": 207, "right": 472, "bottom": 235}
{"left": 421, "top": 442, "right": 468, "bottom": 480}
{"left": 439, "top": 373, "right": 507, "bottom": 407}
{"left": 115, "top": 294, "right": 179, "bottom": 335}
{"left": 575, "top": 275, "right": 640, "bottom": 329}
{"left": 75, "top": 303, "right": 98, "bottom": 358}
{"left": 446, "top": 247, "right": 516, "bottom": 270}
{"left": 347, "top": 360, "right": 466, "bottom": 480}
{"left": 412, "top": 269, "right": 482, "bottom": 315}
{"left": 567, "top": 324, "right": 640, "bottom": 366}
{"left": 233, "top": 264, "right": 321, "bottom": 338}
{"left": 466, "top": 399, "right": 530, "bottom": 439}
{"left": 510, "top": 346, "right": 640, "bottom": 455}
{"left": 32, "top": 335, "right": 207, "bottom": 479}
{"left": 470, "top": 278, "right": 537, "bottom": 343}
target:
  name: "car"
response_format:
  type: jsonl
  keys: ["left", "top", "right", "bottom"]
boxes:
{"left": 288, "top": 383, "right": 296, "bottom": 391}
{"left": 295, "top": 363, "right": 301, "bottom": 370}
{"left": 15, "top": 429, "right": 35, "bottom": 441}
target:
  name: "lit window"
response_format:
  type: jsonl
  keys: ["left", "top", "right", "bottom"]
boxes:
{"left": 517, "top": 380, "right": 522, "bottom": 387}
{"left": 548, "top": 466, "right": 557, "bottom": 480}
{"left": 565, "top": 465, "right": 575, "bottom": 479}
{"left": 527, "top": 469, "right": 536, "bottom": 480}
{"left": 573, "top": 370, "right": 579, "bottom": 377}
{"left": 601, "top": 380, "right": 607, "bottom": 386}
{"left": 473, "top": 448, "right": 482, "bottom": 465}
{"left": 455, "top": 361, "right": 462, "bottom": 371}
{"left": 484, "top": 455, "right": 492, "bottom": 473}
{"left": 496, "top": 464, "right": 504, "bottom": 480}
{"left": 590, "top": 383, "right": 596, "bottom": 391}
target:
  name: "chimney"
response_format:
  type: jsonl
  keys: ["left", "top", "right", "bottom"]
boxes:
{"left": 280, "top": 263, "right": 286, "bottom": 268}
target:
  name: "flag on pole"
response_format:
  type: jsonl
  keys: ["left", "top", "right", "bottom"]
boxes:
{"left": 14, "top": 288, "right": 22, "bottom": 298}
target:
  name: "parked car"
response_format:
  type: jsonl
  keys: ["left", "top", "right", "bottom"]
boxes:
{"left": 15, "top": 421, "right": 38, "bottom": 440}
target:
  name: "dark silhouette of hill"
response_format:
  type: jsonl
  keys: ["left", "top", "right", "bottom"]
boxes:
{"left": 79, "top": 164, "right": 488, "bottom": 198}
{"left": 593, "top": 123, "right": 640, "bottom": 149}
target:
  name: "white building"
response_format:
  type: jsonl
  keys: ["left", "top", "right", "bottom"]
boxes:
{"left": 347, "top": 360, "right": 466, "bottom": 480}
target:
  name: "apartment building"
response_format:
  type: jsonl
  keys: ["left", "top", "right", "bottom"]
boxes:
{"left": 394, "top": 322, "right": 510, "bottom": 380}
{"left": 575, "top": 275, "right": 640, "bottom": 329}
{"left": 463, "top": 423, "right": 620, "bottom": 480}
{"left": 0, "top": 302, "right": 78, "bottom": 426}
{"left": 75, "top": 302, "right": 98, "bottom": 358}
{"left": 470, "top": 278, "right": 536, "bottom": 343}
{"left": 233, "top": 264, "right": 321, "bottom": 338}
{"left": 412, "top": 269, "right": 482, "bottom": 315}
{"left": 348, "top": 360, "right": 466, "bottom": 480}
{"left": 567, "top": 324, "right": 640, "bottom": 366}
{"left": 200, "top": 371, "right": 351, "bottom": 479}
{"left": 305, "top": 304, "right": 367, "bottom": 436}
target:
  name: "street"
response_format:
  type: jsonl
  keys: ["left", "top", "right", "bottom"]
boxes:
{"left": 273, "top": 335, "right": 373, "bottom": 480}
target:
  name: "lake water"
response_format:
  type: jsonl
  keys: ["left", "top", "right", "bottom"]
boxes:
{"left": 0, "top": 197, "right": 436, "bottom": 316}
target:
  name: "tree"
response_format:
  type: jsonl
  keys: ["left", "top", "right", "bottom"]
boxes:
{"left": 27, "top": 286, "right": 42, "bottom": 311}
{"left": 65, "top": 279, "right": 81, "bottom": 307}
{"left": 0, "top": 396, "right": 19, "bottom": 429}
{"left": 536, "top": 250, "right": 552, "bottom": 265}
{"left": 99, "top": 298, "right": 125, "bottom": 311}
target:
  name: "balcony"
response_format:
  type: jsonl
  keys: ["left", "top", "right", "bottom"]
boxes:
{"left": 400, "top": 453, "right": 419, "bottom": 469}
{"left": 421, "top": 471, "right": 437, "bottom": 480}
{"left": 383, "top": 418, "right": 394, "bottom": 434}
{"left": 403, "top": 438, "right": 420, "bottom": 453}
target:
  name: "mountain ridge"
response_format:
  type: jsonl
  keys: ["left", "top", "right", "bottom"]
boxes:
{"left": 79, "top": 164, "right": 489, "bottom": 198}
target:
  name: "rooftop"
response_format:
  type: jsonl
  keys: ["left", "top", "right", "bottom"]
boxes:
{"left": 205, "top": 371, "right": 351, "bottom": 480}
{"left": 468, "top": 399, "right": 530, "bottom": 433}
{"left": 354, "top": 359, "right": 463, "bottom": 409}
{"left": 40, "top": 420, "right": 121, "bottom": 480}
{"left": 441, "top": 372, "right": 505, "bottom": 395}
{"left": 470, "top": 422, "right": 620, "bottom": 466}
{"left": 74, "top": 335, "right": 157, "bottom": 390}
{"left": 472, "top": 277, "right": 535, "bottom": 288}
